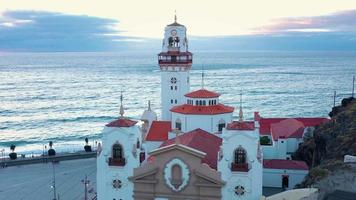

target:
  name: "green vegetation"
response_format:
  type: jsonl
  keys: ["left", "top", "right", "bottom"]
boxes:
{"left": 260, "top": 136, "right": 272, "bottom": 145}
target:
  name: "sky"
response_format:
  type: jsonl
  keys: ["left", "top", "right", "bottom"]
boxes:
{"left": 1, "top": 0, "right": 356, "bottom": 51}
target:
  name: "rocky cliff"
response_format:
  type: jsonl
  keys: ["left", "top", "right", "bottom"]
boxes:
{"left": 292, "top": 97, "right": 356, "bottom": 199}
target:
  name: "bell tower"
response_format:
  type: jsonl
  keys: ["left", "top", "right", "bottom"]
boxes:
{"left": 158, "top": 14, "right": 192, "bottom": 121}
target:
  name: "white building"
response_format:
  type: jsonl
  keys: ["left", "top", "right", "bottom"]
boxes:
{"left": 96, "top": 15, "right": 329, "bottom": 200}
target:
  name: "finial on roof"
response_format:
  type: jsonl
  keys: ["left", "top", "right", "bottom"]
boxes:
{"left": 174, "top": 10, "right": 177, "bottom": 23}
{"left": 148, "top": 100, "right": 151, "bottom": 111}
{"left": 239, "top": 90, "right": 244, "bottom": 122}
{"left": 201, "top": 65, "right": 205, "bottom": 89}
{"left": 119, "top": 91, "right": 125, "bottom": 117}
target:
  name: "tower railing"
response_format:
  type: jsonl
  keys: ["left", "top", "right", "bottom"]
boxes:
{"left": 108, "top": 157, "right": 126, "bottom": 166}
{"left": 231, "top": 162, "right": 249, "bottom": 172}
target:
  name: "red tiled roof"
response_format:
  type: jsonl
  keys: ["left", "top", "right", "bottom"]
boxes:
{"left": 184, "top": 89, "right": 220, "bottom": 98}
{"left": 170, "top": 104, "right": 234, "bottom": 115}
{"left": 106, "top": 117, "right": 137, "bottom": 127}
{"left": 270, "top": 119, "right": 305, "bottom": 141}
{"left": 259, "top": 117, "right": 329, "bottom": 136}
{"left": 295, "top": 118, "right": 330, "bottom": 127}
{"left": 227, "top": 121, "right": 255, "bottom": 130}
{"left": 145, "top": 121, "right": 171, "bottom": 141}
{"left": 160, "top": 128, "right": 222, "bottom": 169}
{"left": 263, "top": 159, "right": 309, "bottom": 170}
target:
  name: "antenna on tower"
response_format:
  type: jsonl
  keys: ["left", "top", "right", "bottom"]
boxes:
{"left": 239, "top": 90, "right": 244, "bottom": 122}
{"left": 119, "top": 91, "right": 124, "bottom": 117}
{"left": 201, "top": 65, "right": 205, "bottom": 88}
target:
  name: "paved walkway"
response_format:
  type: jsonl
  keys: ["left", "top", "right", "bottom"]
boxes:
{"left": 0, "top": 158, "right": 97, "bottom": 200}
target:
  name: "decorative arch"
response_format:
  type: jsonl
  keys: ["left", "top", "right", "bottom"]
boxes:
{"left": 164, "top": 158, "right": 190, "bottom": 192}
{"left": 231, "top": 146, "right": 249, "bottom": 172}
{"left": 234, "top": 147, "right": 247, "bottom": 164}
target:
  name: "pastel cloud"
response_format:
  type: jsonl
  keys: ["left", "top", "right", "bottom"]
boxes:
{"left": 0, "top": 10, "right": 129, "bottom": 51}
{"left": 256, "top": 9, "right": 356, "bottom": 34}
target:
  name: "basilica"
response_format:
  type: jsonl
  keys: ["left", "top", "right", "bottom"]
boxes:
{"left": 96, "top": 16, "right": 329, "bottom": 200}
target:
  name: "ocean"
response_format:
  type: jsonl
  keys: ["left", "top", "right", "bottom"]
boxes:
{"left": 0, "top": 51, "right": 355, "bottom": 155}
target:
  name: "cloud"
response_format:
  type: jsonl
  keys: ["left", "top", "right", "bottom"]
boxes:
{"left": 256, "top": 9, "right": 356, "bottom": 34}
{"left": 0, "top": 10, "right": 131, "bottom": 51}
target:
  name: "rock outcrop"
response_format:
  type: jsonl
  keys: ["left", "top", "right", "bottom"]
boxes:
{"left": 292, "top": 97, "right": 356, "bottom": 199}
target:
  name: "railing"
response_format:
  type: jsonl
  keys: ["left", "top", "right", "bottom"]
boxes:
{"left": 158, "top": 59, "right": 192, "bottom": 65}
{"left": 108, "top": 157, "right": 126, "bottom": 166}
{"left": 231, "top": 162, "right": 249, "bottom": 172}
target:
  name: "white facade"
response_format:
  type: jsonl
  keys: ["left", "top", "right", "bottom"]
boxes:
{"left": 97, "top": 125, "right": 142, "bottom": 200}
{"left": 263, "top": 168, "right": 308, "bottom": 189}
{"left": 262, "top": 138, "right": 303, "bottom": 160}
{"left": 159, "top": 18, "right": 192, "bottom": 121}
{"left": 218, "top": 128, "right": 263, "bottom": 200}
{"left": 161, "top": 70, "right": 190, "bottom": 121}
{"left": 171, "top": 112, "right": 233, "bottom": 133}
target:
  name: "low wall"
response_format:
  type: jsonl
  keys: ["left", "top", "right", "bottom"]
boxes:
{"left": 0, "top": 151, "right": 96, "bottom": 167}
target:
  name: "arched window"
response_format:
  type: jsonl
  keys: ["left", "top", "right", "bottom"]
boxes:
{"left": 202, "top": 100, "right": 206, "bottom": 105}
{"left": 171, "top": 164, "right": 182, "bottom": 183}
{"left": 175, "top": 118, "right": 182, "bottom": 131}
{"left": 234, "top": 147, "right": 247, "bottom": 164}
{"left": 195, "top": 100, "right": 198, "bottom": 105}
{"left": 199, "top": 100, "right": 202, "bottom": 105}
{"left": 112, "top": 144, "right": 123, "bottom": 159}
{"left": 109, "top": 143, "right": 126, "bottom": 166}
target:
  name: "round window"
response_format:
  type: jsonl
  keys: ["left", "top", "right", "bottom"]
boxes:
{"left": 112, "top": 179, "right": 122, "bottom": 189}
{"left": 234, "top": 185, "right": 245, "bottom": 196}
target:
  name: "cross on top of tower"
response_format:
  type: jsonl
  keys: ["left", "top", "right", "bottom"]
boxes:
{"left": 239, "top": 90, "right": 244, "bottom": 122}
{"left": 119, "top": 91, "right": 125, "bottom": 117}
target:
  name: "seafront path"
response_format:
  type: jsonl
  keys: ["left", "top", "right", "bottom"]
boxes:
{"left": 0, "top": 152, "right": 97, "bottom": 200}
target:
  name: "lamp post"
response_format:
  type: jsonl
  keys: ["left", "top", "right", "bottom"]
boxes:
{"left": 51, "top": 162, "right": 57, "bottom": 200}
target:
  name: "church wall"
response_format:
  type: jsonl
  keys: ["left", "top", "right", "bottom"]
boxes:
{"left": 219, "top": 129, "right": 263, "bottom": 200}
{"left": 263, "top": 168, "right": 308, "bottom": 189}
{"left": 171, "top": 112, "right": 233, "bottom": 133}
{"left": 97, "top": 126, "right": 141, "bottom": 200}
{"left": 161, "top": 70, "right": 190, "bottom": 121}
{"left": 132, "top": 148, "right": 222, "bottom": 200}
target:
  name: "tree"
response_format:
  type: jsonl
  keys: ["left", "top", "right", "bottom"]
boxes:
{"left": 9, "top": 144, "right": 17, "bottom": 160}
{"left": 260, "top": 136, "right": 271, "bottom": 145}
{"left": 48, "top": 141, "right": 56, "bottom": 156}
{"left": 84, "top": 137, "right": 92, "bottom": 152}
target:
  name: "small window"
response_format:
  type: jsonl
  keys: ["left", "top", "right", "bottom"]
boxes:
{"left": 171, "top": 86, "right": 173, "bottom": 90}
{"left": 175, "top": 86, "right": 177, "bottom": 90}
{"left": 209, "top": 100, "right": 211, "bottom": 105}
{"left": 203, "top": 100, "right": 206, "bottom": 106}
{"left": 175, "top": 99, "right": 177, "bottom": 104}
{"left": 175, "top": 119, "right": 182, "bottom": 131}
{"left": 171, "top": 99, "right": 173, "bottom": 104}
{"left": 195, "top": 100, "right": 198, "bottom": 105}
{"left": 218, "top": 123, "right": 225, "bottom": 131}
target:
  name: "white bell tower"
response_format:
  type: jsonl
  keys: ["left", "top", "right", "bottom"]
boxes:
{"left": 158, "top": 14, "right": 192, "bottom": 121}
